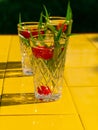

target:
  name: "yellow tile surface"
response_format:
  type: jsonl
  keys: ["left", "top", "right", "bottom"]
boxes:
{"left": 65, "top": 67, "right": 98, "bottom": 86}
{"left": 5, "top": 35, "right": 22, "bottom": 77}
{"left": 0, "top": 35, "right": 11, "bottom": 62}
{"left": 69, "top": 87, "right": 98, "bottom": 113}
{"left": 80, "top": 114, "right": 98, "bottom": 130}
{"left": 68, "top": 34, "right": 96, "bottom": 53}
{"left": 0, "top": 78, "right": 76, "bottom": 115}
{"left": 66, "top": 50, "right": 98, "bottom": 67}
{"left": 0, "top": 79, "right": 3, "bottom": 96}
{"left": 7, "top": 35, "right": 21, "bottom": 61}
{"left": 85, "top": 33, "right": 98, "bottom": 48}
{"left": 0, "top": 35, "right": 11, "bottom": 96}
{"left": 66, "top": 34, "right": 98, "bottom": 67}
{"left": 0, "top": 114, "right": 83, "bottom": 130}
{"left": 1, "top": 34, "right": 98, "bottom": 130}
{"left": 69, "top": 87, "right": 98, "bottom": 130}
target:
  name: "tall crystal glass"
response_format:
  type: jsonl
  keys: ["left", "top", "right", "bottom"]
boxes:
{"left": 31, "top": 18, "right": 72, "bottom": 101}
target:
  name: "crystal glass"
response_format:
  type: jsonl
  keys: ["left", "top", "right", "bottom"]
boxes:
{"left": 47, "top": 16, "right": 73, "bottom": 38}
{"left": 17, "top": 22, "right": 44, "bottom": 75}
{"left": 49, "top": 16, "right": 66, "bottom": 25}
{"left": 31, "top": 18, "right": 72, "bottom": 101}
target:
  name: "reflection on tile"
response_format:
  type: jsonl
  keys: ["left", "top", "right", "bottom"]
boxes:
{"left": 0, "top": 86, "right": 76, "bottom": 115}
{"left": 0, "top": 114, "right": 83, "bottom": 130}
{"left": 1, "top": 93, "right": 42, "bottom": 106}
{"left": 0, "top": 61, "right": 33, "bottom": 79}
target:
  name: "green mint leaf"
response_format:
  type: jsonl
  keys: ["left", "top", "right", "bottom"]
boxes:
{"left": 43, "top": 5, "right": 50, "bottom": 23}
{"left": 38, "top": 12, "right": 43, "bottom": 41}
{"left": 29, "top": 31, "right": 36, "bottom": 46}
{"left": 38, "top": 12, "right": 43, "bottom": 29}
{"left": 46, "top": 24, "right": 56, "bottom": 34}
{"left": 66, "top": 1, "right": 72, "bottom": 21}
{"left": 56, "top": 22, "right": 65, "bottom": 41}
{"left": 19, "top": 13, "right": 22, "bottom": 29}
{"left": 20, "top": 35, "right": 30, "bottom": 47}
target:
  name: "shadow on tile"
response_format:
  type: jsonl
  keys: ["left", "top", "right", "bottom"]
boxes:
{"left": 0, "top": 61, "right": 32, "bottom": 78}
{"left": 0, "top": 93, "right": 53, "bottom": 106}
{"left": 88, "top": 36, "right": 98, "bottom": 43}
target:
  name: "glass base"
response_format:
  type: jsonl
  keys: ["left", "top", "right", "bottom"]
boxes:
{"left": 35, "top": 92, "right": 61, "bottom": 102}
{"left": 23, "top": 68, "right": 33, "bottom": 75}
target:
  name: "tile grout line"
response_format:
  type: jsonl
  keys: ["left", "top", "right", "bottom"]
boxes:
{"left": 0, "top": 36, "right": 13, "bottom": 106}
{"left": 64, "top": 77, "right": 85, "bottom": 130}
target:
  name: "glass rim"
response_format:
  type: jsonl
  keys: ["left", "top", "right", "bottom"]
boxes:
{"left": 49, "top": 16, "right": 73, "bottom": 25}
{"left": 17, "top": 22, "right": 45, "bottom": 29}
{"left": 49, "top": 16, "right": 72, "bottom": 20}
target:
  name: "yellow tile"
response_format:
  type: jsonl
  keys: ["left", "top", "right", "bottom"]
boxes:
{"left": 65, "top": 67, "right": 98, "bottom": 86}
{"left": 7, "top": 35, "right": 21, "bottom": 61}
{"left": 80, "top": 114, "right": 98, "bottom": 130}
{"left": 69, "top": 87, "right": 98, "bottom": 114}
{"left": 3, "top": 76, "right": 34, "bottom": 93}
{"left": 69, "top": 87, "right": 98, "bottom": 129}
{"left": 0, "top": 114, "right": 83, "bottom": 130}
{"left": 4, "top": 35, "right": 22, "bottom": 78}
{"left": 0, "top": 79, "right": 3, "bottom": 95}
{"left": 85, "top": 33, "right": 98, "bottom": 48}
{"left": 0, "top": 35, "right": 11, "bottom": 62}
{"left": 0, "top": 35, "right": 11, "bottom": 55}
{"left": 0, "top": 66, "right": 5, "bottom": 80}
{"left": 0, "top": 35, "right": 12, "bottom": 82}
{"left": 66, "top": 50, "right": 98, "bottom": 67}
{"left": 0, "top": 35, "right": 11, "bottom": 96}
{"left": 5, "top": 61, "right": 22, "bottom": 78}
{"left": 66, "top": 34, "right": 98, "bottom": 67}
{"left": 0, "top": 78, "right": 76, "bottom": 115}
{"left": 68, "top": 34, "right": 96, "bottom": 53}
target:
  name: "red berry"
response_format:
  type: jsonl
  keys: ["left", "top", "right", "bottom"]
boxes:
{"left": 20, "top": 29, "right": 44, "bottom": 39}
{"left": 31, "top": 29, "right": 44, "bottom": 37}
{"left": 37, "top": 86, "right": 51, "bottom": 95}
{"left": 56, "top": 23, "right": 67, "bottom": 32}
{"left": 20, "top": 30, "right": 30, "bottom": 38}
{"left": 32, "top": 46, "right": 54, "bottom": 60}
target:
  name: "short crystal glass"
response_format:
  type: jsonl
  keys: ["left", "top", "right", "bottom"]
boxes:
{"left": 17, "top": 22, "right": 44, "bottom": 75}
{"left": 49, "top": 16, "right": 66, "bottom": 25}
{"left": 30, "top": 18, "right": 72, "bottom": 101}
{"left": 47, "top": 16, "right": 73, "bottom": 38}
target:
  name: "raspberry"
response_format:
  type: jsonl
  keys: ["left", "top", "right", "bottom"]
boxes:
{"left": 56, "top": 23, "right": 67, "bottom": 32}
{"left": 37, "top": 86, "right": 51, "bottom": 95}
{"left": 32, "top": 46, "right": 54, "bottom": 60}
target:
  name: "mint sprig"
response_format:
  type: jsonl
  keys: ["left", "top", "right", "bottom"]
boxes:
{"left": 19, "top": 13, "right": 23, "bottom": 29}
{"left": 42, "top": 1, "right": 72, "bottom": 44}
{"left": 18, "top": 1, "right": 72, "bottom": 47}
{"left": 66, "top": 1, "right": 72, "bottom": 21}
{"left": 43, "top": 5, "right": 50, "bottom": 24}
